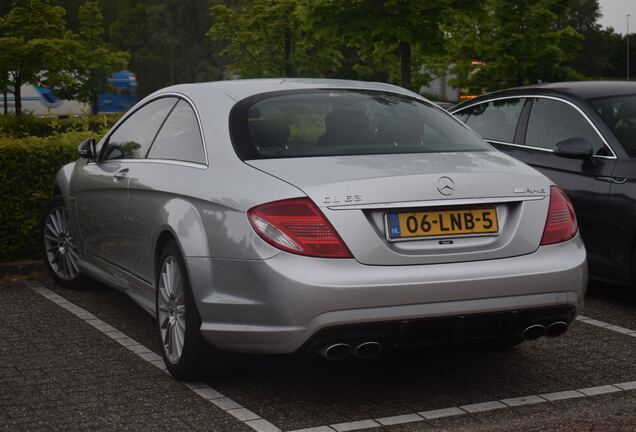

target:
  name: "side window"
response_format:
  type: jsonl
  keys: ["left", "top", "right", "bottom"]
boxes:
{"left": 526, "top": 98, "right": 607, "bottom": 155}
{"left": 459, "top": 99, "right": 525, "bottom": 143}
{"left": 147, "top": 100, "right": 206, "bottom": 163}
{"left": 102, "top": 97, "right": 177, "bottom": 160}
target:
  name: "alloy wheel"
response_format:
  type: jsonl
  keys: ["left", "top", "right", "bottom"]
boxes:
{"left": 43, "top": 206, "right": 80, "bottom": 281}
{"left": 158, "top": 256, "right": 186, "bottom": 364}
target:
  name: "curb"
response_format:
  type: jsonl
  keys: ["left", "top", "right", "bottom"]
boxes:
{"left": 0, "top": 260, "right": 46, "bottom": 277}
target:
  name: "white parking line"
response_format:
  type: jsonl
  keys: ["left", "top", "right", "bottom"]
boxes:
{"left": 24, "top": 280, "right": 281, "bottom": 432}
{"left": 576, "top": 315, "right": 636, "bottom": 337}
{"left": 286, "top": 379, "right": 636, "bottom": 432}
{"left": 25, "top": 280, "right": 636, "bottom": 432}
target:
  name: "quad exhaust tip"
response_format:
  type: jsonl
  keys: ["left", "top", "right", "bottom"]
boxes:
{"left": 546, "top": 321, "right": 569, "bottom": 337}
{"left": 354, "top": 341, "right": 382, "bottom": 358}
{"left": 321, "top": 343, "right": 352, "bottom": 360}
{"left": 523, "top": 324, "right": 547, "bottom": 340}
{"left": 524, "top": 321, "right": 570, "bottom": 340}
{"left": 320, "top": 321, "right": 569, "bottom": 358}
{"left": 320, "top": 341, "right": 383, "bottom": 360}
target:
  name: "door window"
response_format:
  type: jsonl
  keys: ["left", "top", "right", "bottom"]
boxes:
{"left": 102, "top": 97, "right": 177, "bottom": 160}
{"left": 147, "top": 100, "right": 206, "bottom": 164}
{"left": 589, "top": 95, "right": 636, "bottom": 156}
{"left": 457, "top": 99, "right": 525, "bottom": 143}
{"left": 525, "top": 98, "right": 608, "bottom": 155}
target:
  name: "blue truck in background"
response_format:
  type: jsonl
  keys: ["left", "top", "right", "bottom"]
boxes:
{"left": 96, "top": 71, "right": 138, "bottom": 113}
{"left": 3, "top": 71, "right": 138, "bottom": 116}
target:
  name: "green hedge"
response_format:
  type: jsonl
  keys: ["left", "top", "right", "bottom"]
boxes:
{"left": 0, "top": 113, "right": 120, "bottom": 138}
{"left": 0, "top": 132, "right": 99, "bottom": 261}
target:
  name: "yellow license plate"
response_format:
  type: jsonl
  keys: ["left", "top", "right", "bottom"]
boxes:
{"left": 387, "top": 208, "right": 498, "bottom": 239}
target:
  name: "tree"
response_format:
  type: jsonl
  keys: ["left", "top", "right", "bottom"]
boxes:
{"left": 567, "top": 0, "right": 613, "bottom": 78}
{"left": 304, "top": 0, "right": 482, "bottom": 90}
{"left": 65, "top": 1, "right": 128, "bottom": 114}
{"left": 208, "top": 0, "right": 342, "bottom": 79}
{"left": 106, "top": 0, "right": 224, "bottom": 98}
{"left": 568, "top": 0, "right": 601, "bottom": 34}
{"left": 603, "top": 29, "right": 636, "bottom": 80}
{"left": 445, "top": 0, "right": 583, "bottom": 93}
{"left": 0, "top": 0, "right": 78, "bottom": 115}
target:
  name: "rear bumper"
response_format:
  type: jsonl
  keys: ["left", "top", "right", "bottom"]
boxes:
{"left": 301, "top": 305, "right": 576, "bottom": 353}
{"left": 186, "top": 235, "right": 587, "bottom": 354}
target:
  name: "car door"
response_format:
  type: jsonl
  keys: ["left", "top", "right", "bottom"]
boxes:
{"left": 461, "top": 96, "right": 615, "bottom": 278}
{"left": 73, "top": 97, "right": 178, "bottom": 270}
{"left": 455, "top": 96, "right": 617, "bottom": 278}
{"left": 517, "top": 97, "right": 616, "bottom": 278}
{"left": 587, "top": 94, "right": 636, "bottom": 285}
{"left": 454, "top": 97, "right": 528, "bottom": 150}
{"left": 125, "top": 98, "right": 208, "bottom": 284}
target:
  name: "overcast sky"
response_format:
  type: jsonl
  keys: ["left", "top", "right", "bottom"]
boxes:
{"left": 598, "top": 0, "right": 636, "bottom": 33}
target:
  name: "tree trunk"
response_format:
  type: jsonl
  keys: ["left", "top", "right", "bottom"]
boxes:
{"left": 400, "top": 41, "right": 412, "bottom": 90}
{"left": 89, "top": 71, "right": 99, "bottom": 115}
{"left": 13, "top": 76, "right": 22, "bottom": 116}
{"left": 284, "top": 27, "right": 292, "bottom": 77}
{"left": 90, "top": 93, "right": 98, "bottom": 115}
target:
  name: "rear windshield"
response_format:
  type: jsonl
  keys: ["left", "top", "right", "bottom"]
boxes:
{"left": 588, "top": 94, "right": 636, "bottom": 156}
{"left": 230, "top": 89, "right": 490, "bottom": 160}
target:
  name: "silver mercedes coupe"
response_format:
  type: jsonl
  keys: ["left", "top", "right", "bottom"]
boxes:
{"left": 43, "top": 79, "right": 587, "bottom": 379}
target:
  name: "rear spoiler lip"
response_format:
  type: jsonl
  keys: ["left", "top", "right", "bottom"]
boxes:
{"left": 327, "top": 195, "right": 545, "bottom": 211}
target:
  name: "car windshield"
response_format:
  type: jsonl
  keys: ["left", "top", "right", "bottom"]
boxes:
{"left": 589, "top": 94, "right": 636, "bottom": 156}
{"left": 230, "top": 89, "right": 491, "bottom": 160}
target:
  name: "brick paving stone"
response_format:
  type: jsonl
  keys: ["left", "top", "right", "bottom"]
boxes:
{"left": 29, "top": 276, "right": 636, "bottom": 431}
{"left": 0, "top": 282, "right": 251, "bottom": 431}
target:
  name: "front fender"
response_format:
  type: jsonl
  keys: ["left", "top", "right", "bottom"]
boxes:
{"left": 52, "top": 161, "right": 77, "bottom": 204}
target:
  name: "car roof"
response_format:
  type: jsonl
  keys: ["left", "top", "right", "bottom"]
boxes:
{"left": 156, "top": 78, "right": 422, "bottom": 102}
{"left": 453, "top": 80, "right": 636, "bottom": 111}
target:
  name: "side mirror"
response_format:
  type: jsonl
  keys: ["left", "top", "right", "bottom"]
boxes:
{"left": 553, "top": 137, "right": 594, "bottom": 159}
{"left": 78, "top": 137, "right": 97, "bottom": 161}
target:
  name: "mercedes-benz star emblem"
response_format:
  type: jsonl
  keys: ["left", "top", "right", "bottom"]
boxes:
{"left": 437, "top": 176, "right": 455, "bottom": 196}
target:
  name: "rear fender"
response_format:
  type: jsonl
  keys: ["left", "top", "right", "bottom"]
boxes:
{"left": 152, "top": 198, "right": 210, "bottom": 259}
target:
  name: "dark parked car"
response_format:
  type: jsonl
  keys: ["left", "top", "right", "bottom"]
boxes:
{"left": 451, "top": 81, "right": 636, "bottom": 288}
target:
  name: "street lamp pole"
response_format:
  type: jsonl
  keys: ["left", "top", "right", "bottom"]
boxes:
{"left": 628, "top": 14, "right": 631, "bottom": 81}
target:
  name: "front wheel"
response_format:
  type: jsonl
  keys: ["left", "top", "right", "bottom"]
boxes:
{"left": 42, "top": 196, "right": 87, "bottom": 288}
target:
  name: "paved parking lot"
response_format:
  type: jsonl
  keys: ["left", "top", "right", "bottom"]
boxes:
{"left": 3, "top": 276, "right": 636, "bottom": 431}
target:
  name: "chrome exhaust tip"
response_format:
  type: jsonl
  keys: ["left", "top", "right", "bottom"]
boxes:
{"left": 523, "top": 324, "right": 547, "bottom": 340}
{"left": 546, "top": 321, "right": 569, "bottom": 337}
{"left": 321, "top": 343, "right": 352, "bottom": 360}
{"left": 354, "top": 341, "right": 382, "bottom": 358}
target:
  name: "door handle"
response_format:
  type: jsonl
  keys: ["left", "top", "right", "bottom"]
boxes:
{"left": 113, "top": 168, "right": 129, "bottom": 180}
{"left": 597, "top": 176, "right": 627, "bottom": 184}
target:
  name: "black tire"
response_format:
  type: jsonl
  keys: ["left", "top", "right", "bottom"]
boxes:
{"left": 156, "top": 240, "right": 232, "bottom": 380}
{"left": 41, "top": 195, "right": 88, "bottom": 289}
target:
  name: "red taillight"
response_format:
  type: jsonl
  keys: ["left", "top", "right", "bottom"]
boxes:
{"left": 247, "top": 198, "right": 353, "bottom": 258}
{"left": 540, "top": 186, "right": 578, "bottom": 246}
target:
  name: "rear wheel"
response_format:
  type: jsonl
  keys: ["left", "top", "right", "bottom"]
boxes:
{"left": 156, "top": 240, "right": 233, "bottom": 380}
{"left": 42, "top": 196, "right": 87, "bottom": 289}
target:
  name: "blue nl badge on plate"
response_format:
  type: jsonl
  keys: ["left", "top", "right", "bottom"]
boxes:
{"left": 388, "top": 213, "right": 401, "bottom": 238}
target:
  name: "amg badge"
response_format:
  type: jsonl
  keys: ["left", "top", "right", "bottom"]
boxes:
{"left": 514, "top": 187, "right": 546, "bottom": 194}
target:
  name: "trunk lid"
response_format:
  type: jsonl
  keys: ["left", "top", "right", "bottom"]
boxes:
{"left": 247, "top": 151, "right": 551, "bottom": 265}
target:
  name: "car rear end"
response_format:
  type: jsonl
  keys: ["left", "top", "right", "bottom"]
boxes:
{"left": 196, "top": 86, "right": 587, "bottom": 357}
